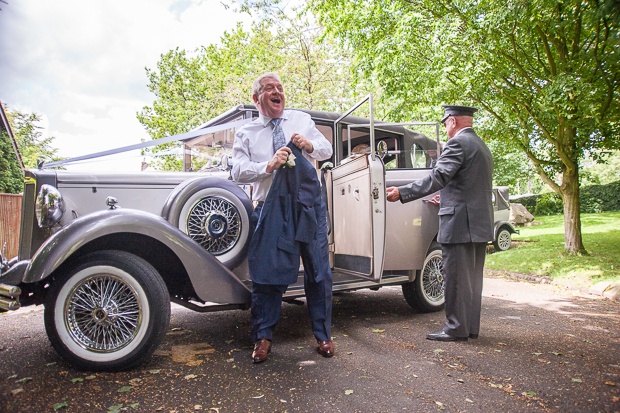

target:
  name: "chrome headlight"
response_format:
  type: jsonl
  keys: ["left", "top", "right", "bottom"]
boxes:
{"left": 35, "top": 184, "right": 65, "bottom": 228}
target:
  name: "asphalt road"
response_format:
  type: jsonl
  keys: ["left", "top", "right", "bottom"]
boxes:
{"left": 1, "top": 274, "right": 619, "bottom": 413}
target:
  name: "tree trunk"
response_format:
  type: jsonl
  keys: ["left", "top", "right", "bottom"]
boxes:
{"left": 560, "top": 168, "right": 586, "bottom": 254}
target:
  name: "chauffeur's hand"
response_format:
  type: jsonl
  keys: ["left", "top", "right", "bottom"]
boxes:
{"left": 266, "top": 147, "right": 292, "bottom": 173}
{"left": 386, "top": 187, "right": 401, "bottom": 202}
{"left": 291, "top": 133, "right": 313, "bottom": 153}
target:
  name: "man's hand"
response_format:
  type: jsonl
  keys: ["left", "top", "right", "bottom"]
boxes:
{"left": 427, "top": 194, "right": 440, "bottom": 206}
{"left": 266, "top": 147, "right": 292, "bottom": 173}
{"left": 386, "top": 187, "right": 401, "bottom": 202}
{"left": 291, "top": 133, "right": 313, "bottom": 153}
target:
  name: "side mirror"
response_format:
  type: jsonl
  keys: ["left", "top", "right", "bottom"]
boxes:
{"left": 377, "top": 141, "right": 388, "bottom": 159}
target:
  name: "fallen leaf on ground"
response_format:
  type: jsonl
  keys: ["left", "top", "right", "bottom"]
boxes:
{"left": 128, "top": 378, "right": 142, "bottom": 386}
{"left": 225, "top": 340, "right": 233, "bottom": 344}
{"left": 465, "top": 398, "right": 473, "bottom": 403}
{"left": 526, "top": 391, "right": 536, "bottom": 396}
{"left": 184, "top": 374, "right": 197, "bottom": 380}
{"left": 372, "top": 329, "right": 385, "bottom": 333}
{"left": 53, "top": 402, "right": 68, "bottom": 410}
{"left": 435, "top": 401, "right": 444, "bottom": 406}
{"left": 16, "top": 377, "right": 33, "bottom": 384}
{"left": 344, "top": 390, "right": 354, "bottom": 395}
{"left": 434, "top": 349, "right": 444, "bottom": 355}
{"left": 85, "top": 375, "right": 96, "bottom": 380}
{"left": 107, "top": 405, "right": 122, "bottom": 413}
{"left": 129, "top": 403, "right": 139, "bottom": 409}
{"left": 117, "top": 386, "right": 132, "bottom": 392}
{"left": 11, "top": 388, "right": 23, "bottom": 395}
{"left": 149, "top": 369, "right": 161, "bottom": 374}
{"left": 71, "top": 378, "right": 83, "bottom": 383}
{"left": 297, "top": 346, "right": 304, "bottom": 349}
{"left": 572, "top": 378, "right": 583, "bottom": 383}
{"left": 604, "top": 381, "right": 617, "bottom": 386}
{"left": 186, "top": 360, "right": 203, "bottom": 366}
{"left": 498, "top": 342, "right": 506, "bottom": 346}
{"left": 251, "top": 395, "right": 264, "bottom": 399}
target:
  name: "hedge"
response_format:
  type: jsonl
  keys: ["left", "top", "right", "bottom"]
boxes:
{"left": 514, "top": 180, "right": 620, "bottom": 216}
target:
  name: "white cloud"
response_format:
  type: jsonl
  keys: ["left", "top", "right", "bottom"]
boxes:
{"left": 0, "top": 0, "right": 252, "bottom": 171}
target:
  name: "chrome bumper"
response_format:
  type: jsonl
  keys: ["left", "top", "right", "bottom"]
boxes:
{"left": 0, "top": 283, "right": 21, "bottom": 311}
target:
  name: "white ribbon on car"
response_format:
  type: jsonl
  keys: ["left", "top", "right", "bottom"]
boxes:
{"left": 43, "top": 118, "right": 251, "bottom": 169}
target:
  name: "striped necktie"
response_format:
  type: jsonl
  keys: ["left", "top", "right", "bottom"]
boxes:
{"left": 270, "top": 118, "right": 286, "bottom": 151}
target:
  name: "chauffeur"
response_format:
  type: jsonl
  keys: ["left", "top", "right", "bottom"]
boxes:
{"left": 232, "top": 72, "right": 334, "bottom": 362}
{"left": 386, "top": 105, "right": 494, "bottom": 342}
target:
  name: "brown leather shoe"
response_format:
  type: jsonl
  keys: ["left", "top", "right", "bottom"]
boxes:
{"left": 317, "top": 339, "right": 334, "bottom": 357}
{"left": 251, "top": 338, "right": 271, "bottom": 363}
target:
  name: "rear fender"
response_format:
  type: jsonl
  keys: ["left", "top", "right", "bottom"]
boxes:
{"left": 24, "top": 209, "right": 250, "bottom": 304}
{"left": 493, "top": 221, "right": 519, "bottom": 239}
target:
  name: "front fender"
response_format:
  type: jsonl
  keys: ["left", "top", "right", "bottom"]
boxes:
{"left": 24, "top": 208, "right": 250, "bottom": 304}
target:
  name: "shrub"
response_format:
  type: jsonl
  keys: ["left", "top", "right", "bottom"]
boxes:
{"left": 511, "top": 180, "right": 620, "bottom": 216}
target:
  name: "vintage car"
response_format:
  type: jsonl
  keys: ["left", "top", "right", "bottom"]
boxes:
{"left": 491, "top": 186, "right": 519, "bottom": 251}
{"left": 0, "top": 96, "right": 447, "bottom": 371}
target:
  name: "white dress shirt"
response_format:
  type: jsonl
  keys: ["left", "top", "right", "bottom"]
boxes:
{"left": 232, "top": 109, "right": 333, "bottom": 201}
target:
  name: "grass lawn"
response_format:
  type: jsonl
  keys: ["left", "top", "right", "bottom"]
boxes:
{"left": 485, "top": 211, "right": 620, "bottom": 288}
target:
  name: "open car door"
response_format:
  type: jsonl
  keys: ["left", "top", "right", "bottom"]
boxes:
{"left": 329, "top": 95, "right": 386, "bottom": 282}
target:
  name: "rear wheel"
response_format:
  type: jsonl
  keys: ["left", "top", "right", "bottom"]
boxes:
{"left": 44, "top": 251, "right": 170, "bottom": 371}
{"left": 402, "top": 243, "right": 445, "bottom": 312}
{"left": 493, "top": 227, "right": 512, "bottom": 251}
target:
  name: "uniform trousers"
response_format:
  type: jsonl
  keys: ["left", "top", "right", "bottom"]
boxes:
{"left": 441, "top": 242, "right": 487, "bottom": 338}
{"left": 250, "top": 201, "right": 332, "bottom": 343}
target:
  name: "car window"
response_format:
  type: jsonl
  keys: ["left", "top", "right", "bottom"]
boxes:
{"left": 409, "top": 143, "right": 437, "bottom": 169}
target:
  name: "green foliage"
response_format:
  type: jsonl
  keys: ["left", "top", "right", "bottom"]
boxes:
{"left": 139, "top": 14, "right": 365, "bottom": 171}
{"left": 516, "top": 181, "right": 620, "bottom": 215}
{"left": 0, "top": 129, "right": 23, "bottom": 194}
{"left": 485, "top": 211, "right": 620, "bottom": 286}
{"left": 3, "top": 104, "right": 63, "bottom": 169}
{"left": 580, "top": 150, "right": 620, "bottom": 186}
{"left": 311, "top": 0, "right": 620, "bottom": 252}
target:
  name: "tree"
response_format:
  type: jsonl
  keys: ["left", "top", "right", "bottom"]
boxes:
{"left": 312, "top": 0, "right": 620, "bottom": 254}
{"left": 138, "top": 15, "right": 363, "bottom": 170}
{"left": 4, "top": 104, "right": 63, "bottom": 169}
{"left": 0, "top": 129, "right": 23, "bottom": 194}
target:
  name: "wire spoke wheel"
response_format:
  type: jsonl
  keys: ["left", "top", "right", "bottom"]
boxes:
{"left": 65, "top": 274, "right": 141, "bottom": 352}
{"left": 45, "top": 251, "right": 170, "bottom": 371}
{"left": 422, "top": 253, "right": 445, "bottom": 302}
{"left": 402, "top": 244, "right": 445, "bottom": 313}
{"left": 186, "top": 196, "right": 242, "bottom": 255}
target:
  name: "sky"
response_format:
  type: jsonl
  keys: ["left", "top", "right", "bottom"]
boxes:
{"left": 0, "top": 0, "right": 252, "bottom": 171}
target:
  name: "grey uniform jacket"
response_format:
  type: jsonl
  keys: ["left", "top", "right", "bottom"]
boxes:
{"left": 398, "top": 128, "right": 494, "bottom": 244}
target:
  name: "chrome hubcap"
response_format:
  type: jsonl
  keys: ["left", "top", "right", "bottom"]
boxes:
{"left": 423, "top": 254, "right": 445, "bottom": 302}
{"left": 65, "top": 274, "right": 142, "bottom": 352}
{"left": 187, "top": 196, "right": 241, "bottom": 255}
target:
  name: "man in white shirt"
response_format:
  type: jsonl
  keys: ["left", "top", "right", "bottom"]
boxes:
{"left": 232, "top": 72, "right": 334, "bottom": 363}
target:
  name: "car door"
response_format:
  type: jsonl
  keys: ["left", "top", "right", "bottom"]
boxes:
{"left": 329, "top": 95, "right": 386, "bottom": 282}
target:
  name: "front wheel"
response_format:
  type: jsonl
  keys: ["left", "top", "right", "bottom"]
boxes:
{"left": 44, "top": 251, "right": 170, "bottom": 371}
{"left": 493, "top": 227, "right": 512, "bottom": 251}
{"left": 402, "top": 243, "right": 445, "bottom": 313}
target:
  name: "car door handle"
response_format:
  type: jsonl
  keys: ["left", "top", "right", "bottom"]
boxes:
{"left": 354, "top": 188, "right": 360, "bottom": 201}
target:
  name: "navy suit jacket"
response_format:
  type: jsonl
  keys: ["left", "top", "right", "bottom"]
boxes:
{"left": 248, "top": 142, "right": 325, "bottom": 285}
